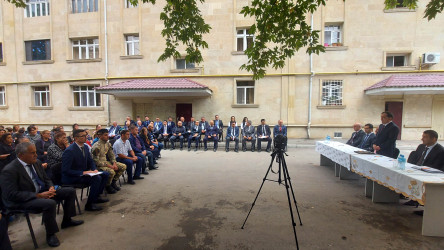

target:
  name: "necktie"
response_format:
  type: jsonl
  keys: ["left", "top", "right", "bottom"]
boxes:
{"left": 262, "top": 126, "right": 265, "bottom": 136}
{"left": 416, "top": 147, "right": 429, "bottom": 166}
{"left": 27, "top": 164, "right": 45, "bottom": 193}
{"left": 360, "top": 134, "right": 370, "bottom": 148}
{"left": 351, "top": 132, "right": 356, "bottom": 144}
{"left": 231, "top": 128, "right": 234, "bottom": 138}
{"left": 164, "top": 126, "right": 167, "bottom": 133}
{"left": 80, "top": 146, "right": 85, "bottom": 157}
{"left": 279, "top": 126, "right": 282, "bottom": 132}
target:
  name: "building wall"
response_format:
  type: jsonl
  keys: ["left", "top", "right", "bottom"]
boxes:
{"left": 0, "top": 0, "right": 443, "bottom": 138}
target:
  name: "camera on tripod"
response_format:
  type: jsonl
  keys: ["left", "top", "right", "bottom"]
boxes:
{"left": 273, "top": 134, "right": 287, "bottom": 151}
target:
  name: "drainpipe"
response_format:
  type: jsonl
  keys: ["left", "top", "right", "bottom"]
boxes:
{"left": 307, "top": 13, "right": 314, "bottom": 138}
{"left": 104, "top": 0, "right": 110, "bottom": 125}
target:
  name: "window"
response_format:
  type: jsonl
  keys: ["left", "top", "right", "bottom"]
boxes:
{"left": 72, "top": 38, "right": 99, "bottom": 60}
{"left": 322, "top": 80, "right": 343, "bottom": 106}
{"left": 176, "top": 59, "right": 195, "bottom": 69}
{"left": 125, "top": 35, "right": 140, "bottom": 56}
{"left": 386, "top": 54, "right": 408, "bottom": 67}
{"left": 0, "top": 87, "right": 5, "bottom": 106}
{"left": 25, "top": 40, "right": 51, "bottom": 61}
{"left": 33, "top": 86, "right": 50, "bottom": 107}
{"left": 25, "top": 0, "right": 50, "bottom": 18}
{"left": 0, "top": 43, "right": 3, "bottom": 62}
{"left": 71, "top": 0, "right": 98, "bottom": 13}
{"left": 236, "top": 28, "right": 254, "bottom": 52}
{"left": 73, "top": 86, "right": 101, "bottom": 107}
{"left": 236, "top": 81, "right": 254, "bottom": 104}
{"left": 125, "top": 0, "right": 137, "bottom": 8}
{"left": 324, "top": 25, "right": 342, "bottom": 46}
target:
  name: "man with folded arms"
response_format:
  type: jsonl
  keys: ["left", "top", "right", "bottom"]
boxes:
{"left": 62, "top": 129, "right": 110, "bottom": 212}
{"left": 1, "top": 142, "right": 83, "bottom": 247}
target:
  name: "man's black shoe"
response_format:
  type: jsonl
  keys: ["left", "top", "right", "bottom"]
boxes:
{"left": 134, "top": 176, "right": 144, "bottom": 180}
{"left": 235, "top": 149, "right": 239, "bottom": 153}
{"left": 194, "top": 148, "right": 198, "bottom": 152}
{"left": 180, "top": 147, "right": 183, "bottom": 151}
{"left": 188, "top": 147, "right": 191, "bottom": 151}
{"left": 111, "top": 181, "right": 121, "bottom": 191}
{"left": 266, "top": 149, "right": 271, "bottom": 153}
{"left": 96, "top": 197, "right": 109, "bottom": 203}
{"left": 61, "top": 219, "right": 84, "bottom": 229}
{"left": 170, "top": 148, "right": 174, "bottom": 151}
{"left": 105, "top": 186, "right": 117, "bottom": 194}
{"left": 257, "top": 149, "right": 261, "bottom": 152}
{"left": 243, "top": 149, "right": 246, "bottom": 152}
{"left": 413, "top": 210, "right": 424, "bottom": 216}
{"left": 149, "top": 166, "right": 158, "bottom": 170}
{"left": 213, "top": 148, "right": 217, "bottom": 152}
{"left": 142, "top": 171, "right": 149, "bottom": 175}
{"left": 85, "top": 203, "right": 103, "bottom": 211}
{"left": 46, "top": 234, "right": 60, "bottom": 247}
{"left": 251, "top": 149, "right": 255, "bottom": 152}
{"left": 204, "top": 148, "right": 208, "bottom": 151}
{"left": 226, "top": 149, "right": 229, "bottom": 152}
{"left": 127, "top": 180, "right": 136, "bottom": 185}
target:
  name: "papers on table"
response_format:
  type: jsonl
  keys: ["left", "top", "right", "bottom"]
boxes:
{"left": 411, "top": 166, "right": 444, "bottom": 174}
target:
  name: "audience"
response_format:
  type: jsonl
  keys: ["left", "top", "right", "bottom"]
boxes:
{"left": 346, "top": 123, "right": 365, "bottom": 147}
{"left": 140, "top": 126, "right": 160, "bottom": 165}
{"left": 114, "top": 130, "right": 143, "bottom": 185}
{"left": 229, "top": 116, "right": 238, "bottom": 127}
{"left": 158, "top": 120, "right": 172, "bottom": 144}
{"left": 0, "top": 133, "right": 16, "bottom": 171}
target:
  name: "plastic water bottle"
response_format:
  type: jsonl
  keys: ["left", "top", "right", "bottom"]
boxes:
{"left": 398, "top": 154, "right": 406, "bottom": 170}
{"left": 325, "top": 135, "right": 331, "bottom": 143}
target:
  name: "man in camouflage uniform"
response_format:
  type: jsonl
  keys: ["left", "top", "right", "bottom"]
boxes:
{"left": 91, "top": 129, "right": 126, "bottom": 194}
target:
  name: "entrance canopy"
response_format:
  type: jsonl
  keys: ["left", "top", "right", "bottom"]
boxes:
{"left": 95, "top": 78, "right": 212, "bottom": 97}
{"left": 365, "top": 74, "right": 444, "bottom": 95}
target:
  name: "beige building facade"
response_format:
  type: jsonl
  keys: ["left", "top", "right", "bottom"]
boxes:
{"left": 0, "top": 0, "right": 444, "bottom": 140}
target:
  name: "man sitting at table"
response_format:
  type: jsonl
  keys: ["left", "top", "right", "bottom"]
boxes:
{"left": 373, "top": 111, "right": 400, "bottom": 158}
{"left": 408, "top": 130, "right": 444, "bottom": 170}
{"left": 346, "top": 123, "right": 365, "bottom": 147}
{"left": 359, "top": 124, "right": 376, "bottom": 152}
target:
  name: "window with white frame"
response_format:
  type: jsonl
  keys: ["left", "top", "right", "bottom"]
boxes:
{"left": 321, "top": 80, "right": 343, "bottom": 106}
{"left": 0, "top": 86, "right": 5, "bottom": 106}
{"left": 125, "top": 35, "right": 140, "bottom": 56}
{"left": 176, "top": 59, "right": 195, "bottom": 69}
{"left": 72, "top": 38, "right": 99, "bottom": 60}
{"left": 236, "top": 28, "right": 254, "bottom": 52}
{"left": 324, "top": 25, "right": 342, "bottom": 46}
{"left": 71, "top": 0, "right": 98, "bottom": 13}
{"left": 25, "top": 0, "right": 50, "bottom": 18}
{"left": 236, "top": 81, "right": 255, "bottom": 104}
{"left": 386, "top": 53, "right": 409, "bottom": 67}
{"left": 33, "top": 86, "right": 50, "bottom": 107}
{"left": 73, "top": 86, "right": 101, "bottom": 107}
{"left": 125, "top": 0, "right": 138, "bottom": 8}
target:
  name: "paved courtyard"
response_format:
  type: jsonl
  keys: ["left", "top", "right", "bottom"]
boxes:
{"left": 7, "top": 145, "right": 444, "bottom": 249}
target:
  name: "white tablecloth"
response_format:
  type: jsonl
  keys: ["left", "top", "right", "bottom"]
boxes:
{"left": 315, "top": 141, "right": 360, "bottom": 169}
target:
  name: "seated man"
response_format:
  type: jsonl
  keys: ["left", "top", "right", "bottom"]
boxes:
{"left": 113, "top": 130, "right": 143, "bottom": 185}
{"left": 242, "top": 120, "right": 256, "bottom": 152}
{"left": 153, "top": 117, "right": 163, "bottom": 138}
{"left": 273, "top": 120, "right": 287, "bottom": 138}
{"left": 143, "top": 116, "right": 151, "bottom": 127}
{"left": 199, "top": 117, "right": 209, "bottom": 140}
{"left": 91, "top": 129, "right": 127, "bottom": 194}
{"left": 1, "top": 142, "right": 83, "bottom": 247}
{"left": 214, "top": 115, "right": 224, "bottom": 142}
{"left": 203, "top": 120, "right": 219, "bottom": 152}
{"left": 26, "top": 125, "right": 41, "bottom": 144}
{"left": 170, "top": 121, "right": 186, "bottom": 150}
{"left": 188, "top": 121, "right": 201, "bottom": 152}
{"left": 167, "top": 117, "right": 176, "bottom": 129}
{"left": 256, "top": 119, "right": 272, "bottom": 152}
{"left": 147, "top": 124, "right": 162, "bottom": 159}
{"left": 136, "top": 120, "right": 144, "bottom": 133}
{"left": 128, "top": 125, "right": 151, "bottom": 174}
{"left": 359, "top": 124, "right": 376, "bottom": 152}
{"left": 225, "top": 122, "right": 239, "bottom": 152}
{"left": 158, "top": 120, "right": 172, "bottom": 144}
{"left": 62, "top": 129, "right": 110, "bottom": 212}
{"left": 346, "top": 123, "right": 365, "bottom": 147}
{"left": 36, "top": 130, "right": 53, "bottom": 163}
{"left": 408, "top": 130, "right": 444, "bottom": 170}
{"left": 108, "top": 121, "right": 121, "bottom": 144}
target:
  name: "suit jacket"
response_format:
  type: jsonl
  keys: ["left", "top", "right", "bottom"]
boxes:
{"left": 167, "top": 121, "right": 176, "bottom": 129}
{"left": 273, "top": 125, "right": 287, "bottom": 137}
{"left": 189, "top": 125, "right": 201, "bottom": 136}
{"left": 408, "top": 143, "right": 444, "bottom": 170}
{"left": 226, "top": 126, "right": 240, "bottom": 139}
{"left": 159, "top": 125, "right": 172, "bottom": 135}
{"left": 359, "top": 133, "right": 376, "bottom": 152}
{"left": 1, "top": 159, "right": 53, "bottom": 208}
{"left": 374, "top": 122, "right": 399, "bottom": 158}
{"left": 129, "top": 134, "right": 146, "bottom": 154}
{"left": 199, "top": 121, "right": 209, "bottom": 132}
{"left": 143, "top": 120, "right": 151, "bottom": 127}
{"left": 256, "top": 125, "right": 271, "bottom": 137}
{"left": 346, "top": 130, "right": 366, "bottom": 147}
{"left": 205, "top": 125, "right": 219, "bottom": 137}
{"left": 108, "top": 125, "right": 121, "bottom": 136}
{"left": 61, "top": 143, "right": 97, "bottom": 184}
{"left": 154, "top": 122, "right": 163, "bottom": 132}
{"left": 243, "top": 126, "right": 256, "bottom": 139}
{"left": 173, "top": 126, "right": 186, "bottom": 135}
{"left": 213, "top": 120, "right": 224, "bottom": 131}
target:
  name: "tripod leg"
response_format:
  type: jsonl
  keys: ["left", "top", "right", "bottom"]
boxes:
{"left": 282, "top": 156, "right": 303, "bottom": 226}
{"left": 241, "top": 154, "right": 276, "bottom": 229}
{"left": 281, "top": 155, "right": 300, "bottom": 250}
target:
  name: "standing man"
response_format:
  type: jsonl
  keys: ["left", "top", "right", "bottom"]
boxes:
{"left": 242, "top": 120, "right": 256, "bottom": 152}
{"left": 225, "top": 122, "right": 239, "bottom": 152}
{"left": 214, "top": 115, "right": 224, "bottom": 142}
{"left": 204, "top": 120, "right": 219, "bottom": 152}
{"left": 170, "top": 121, "right": 186, "bottom": 150}
{"left": 346, "top": 123, "right": 365, "bottom": 147}
{"left": 91, "top": 129, "right": 127, "bottom": 194}
{"left": 114, "top": 130, "right": 143, "bottom": 185}
{"left": 359, "top": 124, "right": 376, "bottom": 152}
{"left": 256, "top": 119, "right": 272, "bottom": 152}
{"left": 407, "top": 130, "right": 444, "bottom": 170}
{"left": 188, "top": 121, "right": 201, "bottom": 152}
{"left": 373, "top": 111, "right": 400, "bottom": 158}
{"left": 62, "top": 129, "right": 109, "bottom": 211}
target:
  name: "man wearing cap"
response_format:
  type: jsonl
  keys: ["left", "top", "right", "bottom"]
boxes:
{"left": 91, "top": 129, "right": 127, "bottom": 194}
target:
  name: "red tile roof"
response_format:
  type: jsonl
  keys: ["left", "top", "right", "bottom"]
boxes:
{"left": 95, "top": 78, "right": 209, "bottom": 90}
{"left": 366, "top": 74, "right": 444, "bottom": 90}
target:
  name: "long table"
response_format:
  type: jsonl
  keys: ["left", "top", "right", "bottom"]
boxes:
{"left": 316, "top": 140, "right": 444, "bottom": 237}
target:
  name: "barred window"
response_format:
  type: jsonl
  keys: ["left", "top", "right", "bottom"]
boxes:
{"left": 322, "top": 80, "right": 343, "bottom": 106}
{"left": 236, "top": 28, "right": 254, "bottom": 52}
{"left": 33, "top": 86, "right": 50, "bottom": 107}
{"left": 25, "top": 0, "right": 50, "bottom": 18}
{"left": 72, "top": 38, "right": 99, "bottom": 60}
{"left": 73, "top": 86, "right": 101, "bottom": 107}
{"left": 71, "top": 0, "right": 98, "bottom": 13}
{"left": 0, "top": 86, "right": 5, "bottom": 106}
{"left": 236, "top": 81, "right": 254, "bottom": 104}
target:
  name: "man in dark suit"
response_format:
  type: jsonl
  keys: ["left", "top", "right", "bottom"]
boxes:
{"left": 408, "top": 130, "right": 444, "bottom": 170}
{"left": 214, "top": 115, "right": 224, "bottom": 141}
{"left": 153, "top": 117, "right": 163, "bottom": 136}
{"left": 203, "top": 120, "right": 219, "bottom": 152}
{"left": 1, "top": 142, "right": 83, "bottom": 247}
{"left": 256, "top": 119, "right": 272, "bottom": 152}
{"left": 273, "top": 120, "right": 287, "bottom": 138}
{"left": 143, "top": 116, "right": 151, "bottom": 127}
{"left": 129, "top": 125, "right": 153, "bottom": 173}
{"left": 359, "top": 123, "right": 376, "bottom": 152}
{"left": 346, "top": 123, "right": 366, "bottom": 147}
{"left": 167, "top": 117, "right": 176, "bottom": 129}
{"left": 199, "top": 117, "right": 209, "bottom": 138}
{"left": 108, "top": 121, "right": 121, "bottom": 142}
{"left": 62, "top": 129, "right": 110, "bottom": 211}
{"left": 373, "top": 111, "right": 400, "bottom": 158}
{"left": 170, "top": 121, "right": 186, "bottom": 150}
{"left": 225, "top": 122, "right": 239, "bottom": 152}
{"left": 242, "top": 120, "right": 256, "bottom": 152}
{"left": 188, "top": 121, "right": 201, "bottom": 152}
{"left": 158, "top": 120, "right": 172, "bottom": 144}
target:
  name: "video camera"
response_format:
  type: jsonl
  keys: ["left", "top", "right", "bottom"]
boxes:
{"left": 273, "top": 134, "right": 287, "bottom": 151}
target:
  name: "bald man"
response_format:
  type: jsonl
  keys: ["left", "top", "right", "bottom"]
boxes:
{"left": 346, "top": 123, "right": 365, "bottom": 147}
{"left": 273, "top": 120, "right": 287, "bottom": 138}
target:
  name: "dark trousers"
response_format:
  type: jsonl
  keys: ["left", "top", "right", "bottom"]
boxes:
{"left": 257, "top": 137, "right": 272, "bottom": 151}
{"left": 242, "top": 138, "right": 256, "bottom": 150}
{"left": 0, "top": 215, "right": 11, "bottom": 250}
{"left": 188, "top": 135, "right": 199, "bottom": 148}
{"left": 145, "top": 151, "right": 155, "bottom": 168}
{"left": 75, "top": 174, "right": 108, "bottom": 205}
{"left": 225, "top": 137, "right": 239, "bottom": 150}
{"left": 170, "top": 135, "right": 184, "bottom": 149}
{"left": 135, "top": 153, "right": 147, "bottom": 172}
{"left": 203, "top": 136, "right": 218, "bottom": 149}
{"left": 116, "top": 157, "right": 142, "bottom": 181}
{"left": 149, "top": 147, "right": 160, "bottom": 159}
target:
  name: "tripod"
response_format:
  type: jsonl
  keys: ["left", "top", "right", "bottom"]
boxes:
{"left": 241, "top": 148, "right": 303, "bottom": 249}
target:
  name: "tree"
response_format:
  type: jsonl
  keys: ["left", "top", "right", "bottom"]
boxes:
{"left": 6, "top": 0, "right": 444, "bottom": 79}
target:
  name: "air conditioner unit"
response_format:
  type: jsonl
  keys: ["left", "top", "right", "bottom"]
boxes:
{"left": 423, "top": 52, "right": 440, "bottom": 64}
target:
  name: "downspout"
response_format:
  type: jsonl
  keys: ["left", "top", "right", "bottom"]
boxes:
{"left": 307, "top": 13, "right": 314, "bottom": 138}
{"left": 104, "top": 0, "right": 110, "bottom": 125}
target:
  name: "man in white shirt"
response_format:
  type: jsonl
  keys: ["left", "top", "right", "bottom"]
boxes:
{"left": 114, "top": 130, "right": 143, "bottom": 185}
